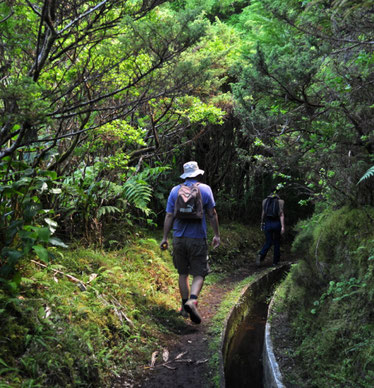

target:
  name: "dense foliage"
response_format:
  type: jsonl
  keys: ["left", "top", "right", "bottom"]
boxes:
{"left": 232, "top": 0, "right": 374, "bottom": 208}
{"left": 0, "top": 223, "right": 257, "bottom": 387}
{"left": 1, "top": 0, "right": 374, "bottom": 386}
{"left": 3, "top": 0, "right": 373, "bottom": 277}
{"left": 0, "top": 0, "right": 232, "bottom": 283}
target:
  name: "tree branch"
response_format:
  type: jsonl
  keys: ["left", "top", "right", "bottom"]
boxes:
{"left": 0, "top": 9, "right": 13, "bottom": 23}
{"left": 57, "top": 0, "right": 110, "bottom": 35}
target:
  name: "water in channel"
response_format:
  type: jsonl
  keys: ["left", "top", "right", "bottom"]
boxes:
{"left": 224, "top": 301, "right": 269, "bottom": 388}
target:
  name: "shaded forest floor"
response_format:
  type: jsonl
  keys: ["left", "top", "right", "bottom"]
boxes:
{"left": 117, "top": 260, "right": 268, "bottom": 388}
{"left": 1, "top": 224, "right": 297, "bottom": 388}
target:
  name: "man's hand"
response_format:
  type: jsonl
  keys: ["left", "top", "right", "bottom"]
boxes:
{"left": 160, "top": 240, "right": 168, "bottom": 250}
{"left": 160, "top": 212, "right": 174, "bottom": 250}
{"left": 211, "top": 235, "right": 220, "bottom": 249}
{"left": 281, "top": 227, "right": 285, "bottom": 235}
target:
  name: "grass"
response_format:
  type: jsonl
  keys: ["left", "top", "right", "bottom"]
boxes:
{"left": 0, "top": 222, "right": 259, "bottom": 387}
{"left": 0, "top": 239, "right": 181, "bottom": 387}
{"left": 5, "top": 208, "right": 372, "bottom": 387}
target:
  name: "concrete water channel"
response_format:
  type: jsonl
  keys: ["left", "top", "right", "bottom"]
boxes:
{"left": 219, "top": 264, "right": 291, "bottom": 388}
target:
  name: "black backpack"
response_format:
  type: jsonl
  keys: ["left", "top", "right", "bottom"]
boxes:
{"left": 264, "top": 196, "right": 280, "bottom": 219}
{"left": 174, "top": 183, "right": 203, "bottom": 220}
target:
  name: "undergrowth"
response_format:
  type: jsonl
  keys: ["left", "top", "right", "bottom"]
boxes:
{"left": 0, "top": 223, "right": 257, "bottom": 387}
{"left": 271, "top": 206, "right": 374, "bottom": 388}
{"left": 0, "top": 238, "right": 180, "bottom": 387}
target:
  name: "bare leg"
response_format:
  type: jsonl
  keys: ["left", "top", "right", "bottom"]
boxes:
{"left": 184, "top": 275, "right": 204, "bottom": 324}
{"left": 178, "top": 274, "right": 190, "bottom": 300}
{"left": 190, "top": 275, "right": 204, "bottom": 297}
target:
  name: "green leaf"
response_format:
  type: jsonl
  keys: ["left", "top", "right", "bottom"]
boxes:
{"left": 97, "top": 206, "right": 121, "bottom": 218}
{"left": 2, "top": 248, "right": 23, "bottom": 263}
{"left": 40, "top": 170, "right": 58, "bottom": 179}
{"left": 49, "top": 237, "right": 69, "bottom": 248}
{"left": 36, "top": 227, "right": 51, "bottom": 242}
{"left": 33, "top": 245, "right": 49, "bottom": 263}
{"left": 0, "top": 366, "right": 19, "bottom": 375}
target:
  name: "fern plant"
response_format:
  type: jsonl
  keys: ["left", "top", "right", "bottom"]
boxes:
{"left": 97, "top": 206, "right": 121, "bottom": 219}
{"left": 122, "top": 178, "right": 153, "bottom": 214}
{"left": 121, "top": 166, "right": 170, "bottom": 215}
{"left": 358, "top": 166, "right": 374, "bottom": 184}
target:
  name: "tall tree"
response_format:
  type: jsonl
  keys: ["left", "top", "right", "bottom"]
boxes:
{"left": 232, "top": 0, "right": 374, "bottom": 207}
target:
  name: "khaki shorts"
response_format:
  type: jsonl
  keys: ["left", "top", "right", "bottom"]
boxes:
{"left": 172, "top": 236, "right": 210, "bottom": 277}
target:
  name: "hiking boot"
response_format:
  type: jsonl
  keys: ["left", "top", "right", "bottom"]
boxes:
{"left": 179, "top": 305, "right": 189, "bottom": 318}
{"left": 184, "top": 299, "right": 201, "bottom": 324}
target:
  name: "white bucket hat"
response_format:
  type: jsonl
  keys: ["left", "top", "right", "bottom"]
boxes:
{"left": 180, "top": 161, "right": 205, "bottom": 179}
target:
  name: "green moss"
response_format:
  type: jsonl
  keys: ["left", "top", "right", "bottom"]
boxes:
{"left": 0, "top": 238, "right": 180, "bottom": 387}
{"left": 273, "top": 206, "right": 374, "bottom": 387}
{"left": 0, "top": 223, "right": 257, "bottom": 387}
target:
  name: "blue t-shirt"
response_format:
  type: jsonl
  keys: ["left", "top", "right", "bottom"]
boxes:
{"left": 166, "top": 179, "right": 216, "bottom": 238}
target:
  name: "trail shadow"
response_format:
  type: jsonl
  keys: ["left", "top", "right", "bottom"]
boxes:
{"left": 148, "top": 305, "right": 198, "bottom": 334}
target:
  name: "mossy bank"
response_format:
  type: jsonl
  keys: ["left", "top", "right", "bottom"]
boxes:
{"left": 0, "top": 223, "right": 260, "bottom": 387}
{"left": 270, "top": 206, "right": 374, "bottom": 387}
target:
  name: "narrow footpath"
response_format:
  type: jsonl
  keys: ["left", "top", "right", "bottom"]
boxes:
{"left": 135, "top": 264, "right": 259, "bottom": 388}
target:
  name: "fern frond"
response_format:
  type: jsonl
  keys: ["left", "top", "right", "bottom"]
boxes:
{"left": 123, "top": 178, "right": 152, "bottom": 212}
{"left": 136, "top": 166, "right": 170, "bottom": 180}
{"left": 97, "top": 206, "right": 121, "bottom": 218}
{"left": 358, "top": 166, "right": 374, "bottom": 185}
{"left": 120, "top": 166, "right": 168, "bottom": 214}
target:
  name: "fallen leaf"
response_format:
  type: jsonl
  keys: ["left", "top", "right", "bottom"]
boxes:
{"left": 196, "top": 359, "right": 209, "bottom": 365}
{"left": 175, "top": 359, "right": 193, "bottom": 363}
{"left": 150, "top": 351, "right": 158, "bottom": 368}
{"left": 163, "top": 364, "right": 177, "bottom": 370}
{"left": 162, "top": 348, "right": 169, "bottom": 362}
{"left": 175, "top": 351, "right": 188, "bottom": 360}
{"left": 44, "top": 306, "right": 52, "bottom": 319}
{"left": 88, "top": 273, "right": 98, "bottom": 283}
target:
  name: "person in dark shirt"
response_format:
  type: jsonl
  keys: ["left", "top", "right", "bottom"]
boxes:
{"left": 256, "top": 188, "right": 285, "bottom": 266}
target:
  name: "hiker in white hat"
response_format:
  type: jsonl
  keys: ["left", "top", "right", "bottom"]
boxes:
{"left": 160, "top": 161, "right": 220, "bottom": 324}
{"left": 179, "top": 161, "right": 205, "bottom": 179}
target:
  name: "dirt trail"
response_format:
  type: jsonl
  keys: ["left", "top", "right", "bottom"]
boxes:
{"left": 137, "top": 265, "right": 258, "bottom": 388}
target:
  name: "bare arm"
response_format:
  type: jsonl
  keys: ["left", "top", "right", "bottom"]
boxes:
{"left": 280, "top": 211, "right": 285, "bottom": 235}
{"left": 207, "top": 207, "right": 220, "bottom": 248}
{"left": 160, "top": 212, "right": 174, "bottom": 249}
{"left": 279, "top": 199, "right": 285, "bottom": 235}
{"left": 260, "top": 201, "right": 265, "bottom": 230}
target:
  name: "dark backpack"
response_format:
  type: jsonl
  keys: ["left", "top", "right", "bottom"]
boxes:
{"left": 174, "top": 183, "right": 203, "bottom": 220}
{"left": 264, "top": 196, "right": 280, "bottom": 219}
